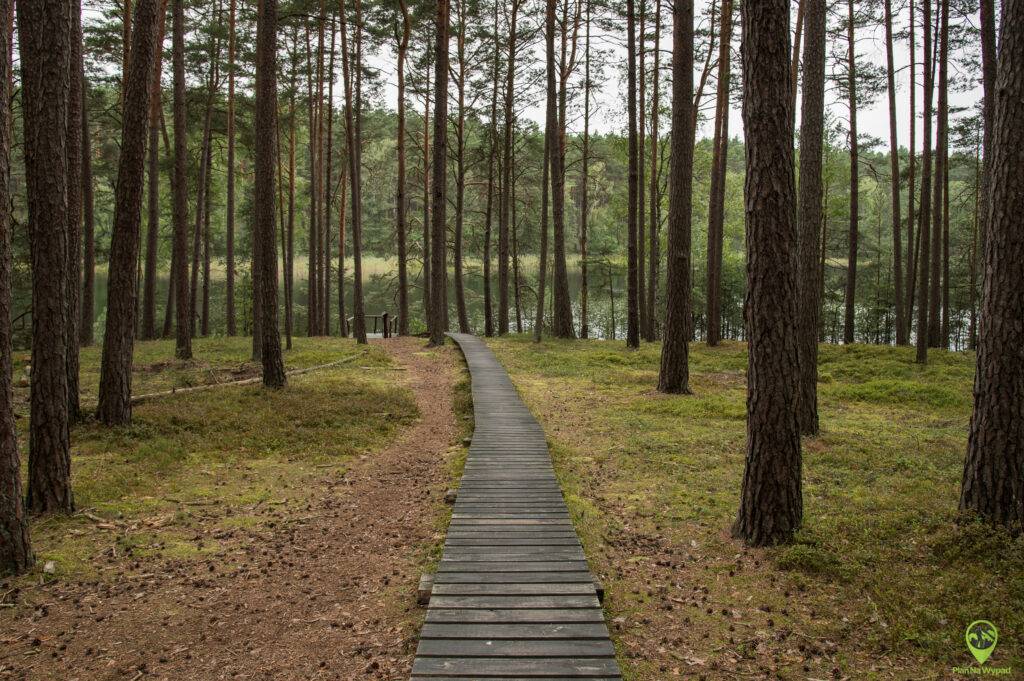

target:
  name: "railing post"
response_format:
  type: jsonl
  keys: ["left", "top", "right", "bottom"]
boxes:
{"left": 382, "top": 312, "right": 390, "bottom": 339}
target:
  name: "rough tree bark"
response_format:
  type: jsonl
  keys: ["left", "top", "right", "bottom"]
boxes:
{"left": 706, "top": 0, "right": 731, "bottom": 346}
{"left": 80, "top": 70, "right": 97, "bottom": 347}
{"left": 960, "top": 0, "right": 1023, "bottom": 532}
{"left": 481, "top": 0, "right": 500, "bottom": 338}
{"left": 928, "top": 0, "right": 948, "bottom": 349}
{"left": 795, "top": 0, "right": 825, "bottom": 436}
{"left": 0, "top": 0, "right": 31, "bottom": 574}
{"left": 226, "top": 0, "right": 237, "bottom": 335}
{"left": 171, "top": 0, "right": 192, "bottom": 360}
{"left": 498, "top": 0, "right": 522, "bottom": 336}
{"left": 733, "top": 0, "right": 802, "bottom": 547}
{"left": 550, "top": 0, "right": 578, "bottom": 339}
{"left": 396, "top": 0, "right": 411, "bottom": 335}
{"left": 637, "top": 0, "right": 646, "bottom": 338}
{"left": 625, "top": 0, "right": 640, "bottom": 348}
{"left": 20, "top": 0, "right": 74, "bottom": 513}
{"left": 579, "top": 0, "right": 591, "bottom": 339}
{"left": 254, "top": 0, "right": 286, "bottom": 387}
{"left": 842, "top": 0, "right": 858, "bottom": 345}
{"left": 915, "top": 0, "right": 933, "bottom": 364}
{"left": 534, "top": 112, "right": 551, "bottom": 342}
{"left": 904, "top": 0, "right": 917, "bottom": 342}
{"left": 66, "top": 0, "right": 84, "bottom": 421}
{"left": 656, "top": 0, "right": 694, "bottom": 394}
{"left": 883, "top": 0, "right": 904, "bottom": 346}
{"left": 339, "top": 0, "right": 367, "bottom": 343}
{"left": 978, "top": 0, "right": 996, "bottom": 258}
{"left": 428, "top": 0, "right": 450, "bottom": 347}
{"left": 453, "top": 0, "right": 470, "bottom": 334}
{"left": 644, "top": 0, "right": 661, "bottom": 342}
{"left": 421, "top": 62, "right": 431, "bottom": 333}
{"left": 142, "top": 1, "right": 167, "bottom": 341}
{"left": 97, "top": 0, "right": 160, "bottom": 426}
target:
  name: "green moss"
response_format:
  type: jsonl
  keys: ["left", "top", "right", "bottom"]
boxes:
{"left": 486, "top": 335, "right": 1023, "bottom": 678}
{"left": 12, "top": 337, "right": 418, "bottom": 584}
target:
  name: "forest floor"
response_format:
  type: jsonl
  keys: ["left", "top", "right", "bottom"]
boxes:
{"left": 489, "top": 336, "right": 1023, "bottom": 681}
{"left": 0, "top": 336, "right": 469, "bottom": 680}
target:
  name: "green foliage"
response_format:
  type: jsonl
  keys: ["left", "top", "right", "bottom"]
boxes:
{"left": 487, "top": 336, "right": 1023, "bottom": 677}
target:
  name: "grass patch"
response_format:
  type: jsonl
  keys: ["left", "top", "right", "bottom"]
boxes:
{"left": 487, "top": 335, "right": 1023, "bottom": 679}
{"left": 9, "top": 336, "right": 417, "bottom": 581}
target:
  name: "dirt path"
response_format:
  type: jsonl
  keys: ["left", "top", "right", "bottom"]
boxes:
{"left": 0, "top": 338, "right": 460, "bottom": 681}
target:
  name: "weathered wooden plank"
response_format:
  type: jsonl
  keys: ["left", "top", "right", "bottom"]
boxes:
{"left": 431, "top": 572, "right": 594, "bottom": 584}
{"left": 416, "top": 639, "right": 615, "bottom": 658}
{"left": 411, "top": 657, "right": 621, "bottom": 677}
{"left": 420, "top": 623, "right": 611, "bottom": 640}
{"left": 427, "top": 595, "right": 600, "bottom": 609}
{"left": 411, "top": 334, "right": 621, "bottom": 680}
{"left": 424, "top": 608, "right": 607, "bottom": 624}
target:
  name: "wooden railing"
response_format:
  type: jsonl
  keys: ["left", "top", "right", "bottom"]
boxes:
{"left": 346, "top": 312, "right": 399, "bottom": 338}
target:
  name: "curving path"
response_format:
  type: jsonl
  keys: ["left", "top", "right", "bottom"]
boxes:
{"left": 411, "top": 333, "right": 622, "bottom": 680}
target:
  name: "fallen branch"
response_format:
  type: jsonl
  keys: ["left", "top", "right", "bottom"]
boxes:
{"left": 128, "top": 351, "right": 368, "bottom": 406}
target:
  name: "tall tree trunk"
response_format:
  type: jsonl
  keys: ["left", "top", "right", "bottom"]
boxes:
{"left": 644, "top": 0, "right": 661, "bottom": 341}
{"left": 0, "top": 0, "right": 31, "bottom": 574}
{"left": 534, "top": 116, "right": 551, "bottom": 342}
{"left": 286, "top": 34, "right": 298, "bottom": 346}
{"left": 322, "top": 17, "right": 336, "bottom": 335}
{"left": 190, "top": 105, "right": 213, "bottom": 339}
{"left": 142, "top": 1, "right": 166, "bottom": 341}
{"left": 80, "top": 72, "right": 96, "bottom": 346}
{"left": 796, "top": 0, "right": 825, "bottom": 435}
{"left": 733, "top": 0, "right": 802, "bottom": 547}
{"left": 421, "top": 62, "right": 431, "bottom": 330}
{"left": 225, "top": 0, "right": 237, "bottom": 335}
{"left": 303, "top": 24, "right": 318, "bottom": 337}
{"left": 171, "top": 0, "right": 192, "bottom": 360}
{"left": 883, "top": 0, "right": 904, "bottom": 345}
{"left": 625, "top": 0, "right": 640, "bottom": 348}
{"left": 941, "top": 155, "right": 949, "bottom": 345}
{"left": 968, "top": 139, "right": 980, "bottom": 350}
{"left": 904, "top": 0, "right": 917, "bottom": 341}
{"left": 453, "top": 0, "right": 470, "bottom": 333}
{"left": 254, "top": 0, "right": 285, "bottom": 387}
{"left": 396, "top": 0, "right": 411, "bottom": 335}
{"left": 656, "top": 0, "right": 694, "bottom": 393}
{"left": 790, "top": 0, "right": 804, "bottom": 117}
{"left": 65, "top": 0, "right": 85, "bottom": 421}
{"left": 915, "top": 0, "right": 933, "bottom": 364}
{"left": 960, "top": 0, "right": 1024, "bottom": 531}
{"left": 511, "top": 148, "right": 523, "bottom": 333}
{"left": 978, "top": 0, "right": 996, "bottom": 263}
{"left": 339, "top": 0, "right": 367, "bottom": 343}
{"left": 20, "top": 0, "right": 74, "bottom": 514}
{"left": 706, "top": 0, "right": 731, "bottom": 346}
{"left": 842, "top": 0, "right": 858, "bottom": 345}
{"left": 201, "top": 151, "right": 212, "bottom": 337}
{"left": 481, "top": 0, "right": 499, "bottom": 338}
{"left": 427, "top": 0, "right": 450, "bottom": 346}
{"left": 549, "top": 0, "right": 575, "bottom": 338}
{"left": 579, "top": 0, "right": 591, "bottom": 340}
{"left": 928, "top": 0, "right": 947, "bottom": 349}
{"left": 337, "top": 168, "right": 347, "bottom": 334}
{"left": 97, "top": 0, "right": 160, "bottom": 426}
{"left": 498, "top": 0, "right": 521, "bottom": 335}
{"left": 636, "top": 0, "right": 647, "bottom": 340}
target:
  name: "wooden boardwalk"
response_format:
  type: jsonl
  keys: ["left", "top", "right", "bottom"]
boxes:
{"left": 411, "top": 333, "right": 622, "bottom": 680}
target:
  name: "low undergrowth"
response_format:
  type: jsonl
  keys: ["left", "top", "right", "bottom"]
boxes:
{"left": 488, "top": 335, "right": 1022, "bottom": 680}
{"left": 7, "top": 337, "right": 417, "bottom": 582}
